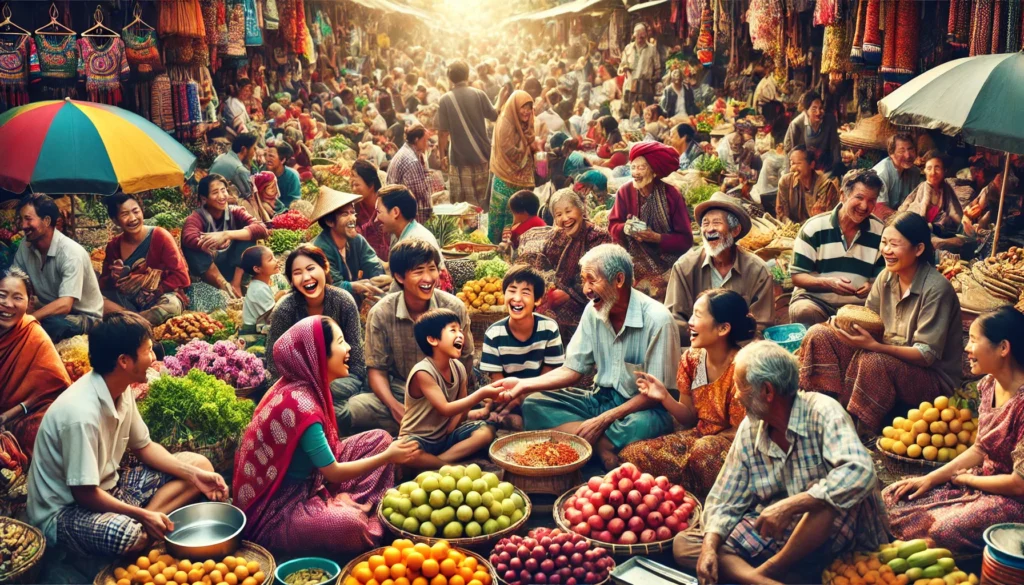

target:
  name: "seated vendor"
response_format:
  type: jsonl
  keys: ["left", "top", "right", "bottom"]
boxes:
{"left": 235, "top": 316, "right": 418, "bottom": 554}
{"left": 589, "top": 116, "right": 628, "bottom": 169}
{"left": 899, "top": 151, "right": 965, "bottom": 252}
{"left": 181, "top": 174, "right": 269, "bottom": 299}
{"left": 26, "top": 312, "right": 227, "bottom": 556}
{"left": 491, "top": 244, "right": 679, "bottom": 469}
{"left": 311, "top": 187, "right": 386, "bottom": 304}
{"left": 666, "top": 193, "right": 773, "bottom": 344}
{"left": 12, "top": 194, "right": 103, "bottom": 342}
{"left": 607, "top": 142, "right": 694, "bottom": 302}
{"left": 101, "top": 194, "right": 190, "bottom": 326}
{"left": 238, "top": 171, "right": 278, "bottom": 224}
{"left": 776, "top": 146, "right": 839, "bottom": 223}
{"left": 872, "top": 132, "right": 922, "bottom": 220}
{"left": 799, "top": 211, "right": 963, "bottom": 432}
{"left": 359, "top": 240, "right": 474, "bottom": 436}
{"left": 619, "top": 289, "right": 753, "bottom": 499}
{"left": 674, "top": 341, "right": 888, "bottom": 585}
{"left": 0, "top": 267, "right": 70, "bottom": 458}
{"left": 883, "top": 307, "right": 1024, "bottom": 555}
{"left": 788, "top": 170, "right": 885, "bottom": 327}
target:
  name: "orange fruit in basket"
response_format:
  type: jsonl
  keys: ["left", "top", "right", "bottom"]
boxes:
{"left": 394, "top": 579, "right": 410, "bottom": 585}
{"left": 353, "top": 565, "right": 373, "bottom": 583}
{"left": 374, "top": 565, "right": 392, "bottom": 582}
{"left": 447, "top": 551, "right": 464, "bottom": 565}
{"left": 430, "top": 543, "right": 450, "bottom": 562}
{"left": 449, "top": 577, "right": 465, "bottom": 585}
{"left": 429, "top": 576, "right": 447, "bottom": 585}
{"left": 412, "top": 578, "right": 428, "bottom": 585}
{"left": 440, "top": 559, "right": 457, "bottom": 578}
{"left": 391, "top": 563, "right": 407, "bottom": 580}
{"left": 344, "top": 579, "right": 360, "bottom": 585}
{"left": 384, "top": 548, "right": 402, "bottom": 566}
{"left": 380, "top": 580, "right": 394, "bottom": 585}
{"left": 460, "top": 557, "right": 477, "bottom": 573}
{"left": 413, "top": 544, "right": 432, "bottom": 558}
{"left": 467, "top": 581, "right": 483, "bottom": 585}
{"left": 472, "top": 570, "right": 491, "bottom": 585}
{"left": 395, "top": 539, "right": 415, "bottom": 551}
{"left": 457, "top": 567, "right": 474, "bottom": 582}
{"left": 369, "top": 556, "right": 387, "bottom": 571}
{"left": 405, "top": 552, "right": 425, "bottom": 573}
{"left": 421, "top": 559, "right": 440, "bottom": 579}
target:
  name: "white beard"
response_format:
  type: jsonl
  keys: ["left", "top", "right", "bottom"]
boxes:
{"left": 593, "top": 289, "right": 619, "bottom": 323}
{"left": 703, "top": 232, "right": 735, "bottom": 258}
{"left": 633, "top": 173, "right": 655, "bottom": 190}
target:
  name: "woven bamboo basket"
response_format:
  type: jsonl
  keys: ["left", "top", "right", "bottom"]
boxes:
{"left": 552, "top": 485, "right": 703, "bottom": 556}
{"left": 0, "top": 517, "right": 45, "bottom": 584}
{"left": 94, "top": 540, "right": 275, "bottom": 585}
{"left": 875, "top": 439, "right": 945, "bottom": 477}
{"left": 377, "top": 487, "right": 532, "bottom": 549}
{"left": 470, "top": 307, "right": 508, "bottom": 345}
{"left": 339, "top": 545, "right": 497, "bottom": 582}
{"left": 489, "top": 431, "right": 593, "bottom": 478}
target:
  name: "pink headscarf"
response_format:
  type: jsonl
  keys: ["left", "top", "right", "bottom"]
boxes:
{"left": 253, "top": 171, "right": 278, "bottom": 204}
{"left": 233, "top": 316, "right": 340, "bottom": 515}
{"left": 629, "top": 142, "right": 680, "bottom": 179}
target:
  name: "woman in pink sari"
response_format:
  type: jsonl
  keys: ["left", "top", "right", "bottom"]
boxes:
{"left": 233, "top": 316, "right": 419, "bottom": 554}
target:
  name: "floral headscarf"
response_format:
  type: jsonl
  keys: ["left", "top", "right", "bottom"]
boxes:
{"left": 490, "top": 90, "right": 536, "bottom": 186}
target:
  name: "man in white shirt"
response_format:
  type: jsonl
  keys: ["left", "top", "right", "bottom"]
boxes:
{"left": 27, "top": 312, "right": 228, "bottom": 555}
{"left": 659, "top": 69, "right": 699, "bottom": 121}
{"left": 619, "top": 23, "right": 660, "bottom": 111}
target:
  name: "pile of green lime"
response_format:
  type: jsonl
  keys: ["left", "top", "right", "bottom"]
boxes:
{"left": 380, "top": 464, "right": 527, "bottom": 539}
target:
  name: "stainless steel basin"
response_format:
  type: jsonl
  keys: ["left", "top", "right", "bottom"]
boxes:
{"left": 164, "top": 502, "right": 246, "bottom": 559}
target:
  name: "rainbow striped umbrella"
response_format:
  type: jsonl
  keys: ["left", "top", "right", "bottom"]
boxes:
{"left": 0, "top": 98, "right": 196, "bottom": 195}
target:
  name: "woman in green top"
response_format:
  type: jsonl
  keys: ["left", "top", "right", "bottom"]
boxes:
{"left": 311, "top": 187, "right": 387, "bottom": 305}
{"left": 234, "top": 316, "right": 419, "bottom": 554}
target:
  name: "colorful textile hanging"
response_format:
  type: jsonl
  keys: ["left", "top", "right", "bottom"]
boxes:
{"left": 992, "top": 0, "right": 1005, "bottom": 53}
{"left": 814, "top": 0, "right": 840, "bottom": 26}
{"left": 0, "top": 36, "right": 37, "bottom": 108}
{"left": 970, "top": 0, "right": 995, "bottom": 56}
{"left": 150, "top": 73, "right": 174, "bottom": 132}
{"left": 822, "top": 23, "right": 852, "bottom": 80}
{"left": 696, "top": 1, "right": 714, "bottom": 67}
{"left": 1008, "top": 0, "right": 1022, "bottom": 52}
{"left": 226, "top": 0, "right": 246, "bottom": 58}
{"left": 879, "top": 0, "right": 918, "bottom": 94}
{"left": 158, "top": 0, "right": 205, "bottom": 39}
{"left": 77, "top": 37, "right": 129, "bottom": 105}
{"left": 123, "top": 29, "right": 163, "bottom": 81}
{"left": 880, "top": 0, "right": 898, "bottom": 70}
{"left": 863, "top": 0, "right": 882, "bottom": 65}
{"left": 948, "top": 0, "right": 971, "bottom": 49}
{"left": 749, "top": 0, "right": 783, "bottom": 55}
{"left": 851, "top": 0, "right": 868, "bottom": 63}
{"left": 244, "top": 0, "right": 262, "bottom": 46}
{"left": 264, "top": 0, "right": 279, "bottom": 31}
{"left": 35, "top": 33, "right": 77, "bottom": 98}
{"left": 687, "top": 0, "right": 702, "bottom": 35}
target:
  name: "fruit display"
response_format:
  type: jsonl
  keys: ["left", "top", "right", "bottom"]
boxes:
{"left": 878, "top": 397, "right": 977, "bottom": 462}
{"left": 938, "top": 255, "right": 968, "bottom": 281}
{"left": 55, "top": 334, "right": 92, "bottom": 381}
{"left": 489, "top": 527, "right": 613, "bottom": 585}
{"left": 0, "top": 521, "right": 41, "bottom": 577}
{"left": 271, "top": 209, "right": 311, "bottom": 231}
{"left": 825, "top": 540, "right": 979, "bottom": 585}
{"left": 153, "top": 313, "right": 225, "bottom": 343}
{"left": 108, "top": 548, "right": 266, "bottom": 585}
{"left": 559, "top": 463, "right": 697, "bottom": 546}
{"left": 381, "top": 464, "right": 528, "bottom": 540}
{"left": 508, "top": 440, "right": 580, "bottom": 468}
{"left": 458, "top": 277, "right": 505, "bottom": 313}
{"left": 342, "top": 539, "right": 492, "bottom": 585}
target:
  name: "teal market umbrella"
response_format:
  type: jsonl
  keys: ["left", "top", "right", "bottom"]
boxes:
{"left": 878, "top": 51, "right": 1024, "bottom": 255}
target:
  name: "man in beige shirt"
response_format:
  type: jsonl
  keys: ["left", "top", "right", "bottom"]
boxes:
{"left": 619, "top": 23, "right": 660, "bottom": 111}
{"left": 776, "top": 145, "right": 840, "bottom": 223}
{"left": 665, "top": 193, "right": 775, "bottom": 344}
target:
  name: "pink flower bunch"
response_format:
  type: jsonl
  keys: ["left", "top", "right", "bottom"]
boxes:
{"left": 164, "top": 339, "right": 266, "bottom": 389}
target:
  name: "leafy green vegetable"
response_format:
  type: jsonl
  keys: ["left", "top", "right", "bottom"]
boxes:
{"left": 694, "top": 155, "right": 726, "bottom": 176}
{"left": 300, "top": 180, "right": 320, "bottom": 202}
{"left": 425, "top": 215, "right": 464, "bottom": 247}
{"left": 769, "top": 264, "right": 787, "bottom": 284}
{"left": 140, "top": 370, "right": 255, "bottom": 447}
{"left": 684, "top": 184, "right": 717, "bottom": 208}
{"left": 145, "top": 211, "right": 186, "bottom": 229}
{"left": 467, "top": 230, "right": 491, "bottom": 245}
{"left": 207, "top": 310, "right": 237, "bottom": 343}
{"left": 475, "top": 258, "right": 509, "bottom": 280}
{"left": 267, "top": 229, "right": 305, "bottom": 254}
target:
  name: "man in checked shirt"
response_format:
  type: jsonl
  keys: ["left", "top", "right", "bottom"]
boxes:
{"left": 673, "top": 341, "right": 889, "bottom": 585}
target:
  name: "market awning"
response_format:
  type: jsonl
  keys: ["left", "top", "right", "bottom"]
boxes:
{"left": 628, "top": 0, "right": 671, "bottom": 12}
{"left": 348, "top": 0, "right": 437, "bottom": 22}
{"left": 504, "top": 0, "right": 607, "bottom": 24}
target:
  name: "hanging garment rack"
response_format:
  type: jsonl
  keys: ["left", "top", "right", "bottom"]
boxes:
{"left": 35, "top": 3, "right": 75, "bottom": 36}
{"left": 82, "top": 5, "right": 119, "bottom": 38}
{"left": 0, "top": 5, "right": 30, "bottom": 38}
{"left": 122, "top": 2, "right": 154, "bottom": 33}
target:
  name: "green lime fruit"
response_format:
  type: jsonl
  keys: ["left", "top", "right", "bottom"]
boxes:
{"left": 410, "top": 488, "right": 427, "bottom": 507}
{"left": 489, "top": 501, "right": 504, "bottom": 519}
{"left": 386, "top": 488, "right": 401, "bottom": 497}
{"left": 447, "top": 490, "right": 464, "bottom": 507}
{"left": 456, "top": 505, "right": 474, "bottom": 522}
{"left": 466, "top": 464, "right": 483, "bottom": 480}
{"left": 466, "top": 491, "right": 482, "bottom": 508}
{"left": 473, "top": 506, "right": 490, "bottom": 523}
{"left": 481, "top": 492, "right": 495, "bottom": 508}
{"left": 456, "top": 477, "right": 474, "bottom": 494}
{"left": 382, "top": 507, "right": 394, "bottom": 518}
{"left": 429, "top": 490, "right": 447, "bottom": 508}
{"left": 443, "top": 522, "right": 464, "bottom": 538}
{"left": 382, "top": 495, "right": 397, "bottom": 510}
{"left": 510, "top": 509, "right": 524, "bottom": 523}
{"left": 496, "top": 515, "right": 512, "bottom": 530}
{"left": 483, "top": 519, "right": 499, "bottom": 535}
{"left": 439, "top": 465, "right": 453, "bottom": 477}
{"left": 439, "top": 476, "right": 457, "bottom": 494}
{"left": 402, "top": 516, "right": 420, "bottom": 533}
{"left": 465, "top": 521, "right": 482, "bottom": 537}
{"left": 489, "top": 488, "right": 505, "bottom": 502}
{"left": 472, "top": 479, "right": 489, "bottom": 494}
{"left": 399, "top": 482, "right": 418, "bottom": 495}
{"left": 483, "top": 472, "right": 500, "bottom": 489}
{"left": 397, "top": 498, "right": 413, "bottom": 515}
{"left": 450, "top": 465, "right": 466, "bottom": 480}
{"left": 414, "top": 504, "right": 433, "bottom": 522}
{"left": 440, "top": 506, "right": 456, "bottom": 524}
{"left": 498, "top": 482, "right": 515, "bottom": 499}
{"left": 430, "top": 509, "right": 446, "bottom": 527}
{"left": 501, "top": 499, "right": 516, "bottom": 516}
{"left": 511, "top": 493, "right": 525, "bottom": 510}
{"left": 389, "top": 512, "right": 405, "bottom": 526}
{"left": 415, "top": 471, "right": 438, "bottom": 484}
{"left": 421, "top": 476, "right": 440, "bottom": 493}
{"left": 419, "top": 521, "right": 437, "bottom": 537}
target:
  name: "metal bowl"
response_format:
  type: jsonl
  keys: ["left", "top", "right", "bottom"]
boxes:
{"left": 164, "top": 502, "right": 246, "bottom": 559}
{"left": 274, "top": 558, "right": 340, "bottom": 585}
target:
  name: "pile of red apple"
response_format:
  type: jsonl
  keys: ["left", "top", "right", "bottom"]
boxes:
{"left": 489, "top": 527, "right": 613, "bottom": 585}
{"left": 560, "top": 462, "right": 697, "bottom": 545}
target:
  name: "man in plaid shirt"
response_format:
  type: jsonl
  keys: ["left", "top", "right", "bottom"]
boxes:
{"left": 674, "top": 341, "right": 888, "bottom": 585}
{"left": 386, "top": 124, "right": 434, "bottom": 224}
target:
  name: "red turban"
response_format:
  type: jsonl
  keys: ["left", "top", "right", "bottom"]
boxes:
{"left": 629, "top": 141, "right": 679, "bottom": 179}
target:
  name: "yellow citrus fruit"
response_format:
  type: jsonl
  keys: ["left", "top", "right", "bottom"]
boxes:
{"left": 202, "top": 561, "right": 215, "bottom": 573}
{"left": 234, "top": 566, "right": 249, "bottom": 580}
{"left": 117, "top": 580, "right": 131, "bottom": 585}
{"left": 253, "top": 572, "right": 264, "bottom": 584}
{"left": 138, "top": 558, "right": 152, "bottom": 571}
{"left": 949, "top": 419, "right": 963, "bottom": 434}
{"left": 369, "top": 556, "right": 387, "bottom": 572}
{"left": 412, "top": 578, "right": 429, "bottom": 585}
{"left": 115, "top": 569, "right": 129, "bottom": 580}
{"left": 934, "top": 396, "right": 949, "bottom": 410}
{"left": 214, "top": 564, "right": 228, "bottom": 576}
{"left": 241, "top": 578, "right": 257, "bottom": 585}
{"left": 937, "top": 448, "right": 951, "bottom": 463}
{"left": 882, "top": 426, "right": 896, "bottom": 439}
{"left": 209, "top": 571, "right": 223, "bottom": 584}
{"left": 179, "top": 561, "right": 193, "bottom": 574}
{"left": 962, "top": 421, "right": 976, "bottom": 432}
{"left": 922, "top": 408, "right": 939, "bottom": 423}
{"left": 958, "top": 430, "right": 972, "bottom": 444}
{"left": 406, "top": 552, "right": 425, "bottom": 573}
{"left": 154, "top": 575, "right": 168, "bottom": 585}
{"left": 430, "top": 543, "right": 450, "bottom": 562}
{"left": 354, "top": 566, "right": 374, "bottom": 583}
{"left": 153, "top": 562, "right": 167, "bottom": 575}
{"left": 430, "top": 576, "right": 447, "bottom": 585}
{"left": 391, "top": 564, "right": 407, "bottom": 580}
{"left": 395, "top": 579, "right": 411, "bottom": 585}
{"left": 224, "top": 574, "right": 238, "bottom": 585}
{"left": 903, "top": 419, "right": 915, "bottom": 432}
{"left": 931, "top": 434, "right": 945, "bottom": 448}
{"left": 374, "top": 566, "right": 392, "bottom": 583}
{"left": 159, "top": 556, "right": 176, "bottom": 567}
{"left": 460, "top": 558, "right": 477, "bottom": 573}
{"left": 174, "top": 572, "right": 188, "bottom": 585}
{"left": 959, "top": 408, "right": 973, "bottom": 422}
{"left": 920, "top": 401, "right": 934, "bottom": 412}
{"left": 457, "top": 567, "right": 474, "bottom": 582}
{"left": 906, "top": 444, "right": 922, "bottom": 458}
{"left": 901, "top": 432, "right": 915, "bottom": 447}
{"left": 923, "top": 446, "right": 938, "bottom": 461}
{"left": 188, "top": 569, "right": 204, "bottom": 583}
{"left": 384, "top": 548, "right": 402, "bottom": 566}
{"left": 944, "top": 433, "right": 958, "bottom": 447}
{"left": 893, "top": 416, "right": 907, "bottom": 429}
{"left": 912, "top": 420, "right": 929, "bottom": 434}
{"left": 421, "top": 559, "right": 440, "bottom": 579}
{"left": 395, "top": 539, "right": 415, "bottom": 551}
{"left": 222, "top": 558, "right": 236, "bottom": 572}
{"left": 449, "top": 577, "right": 466, "bottom": 585}
{"left": 930, "top": 421, "right": 948, "bottom": 435}
{"left": 413, "top": 544, "right": 432, "bottom": 558}
{"left": 940, "top": 408, "right": 956, "bottom": 422}
{"left": 891, "top": 441, "right": 907, "bottom": 456}
{"left": 472, "top": 571, "right": 492, "bottom": 585}
{"left": 956, "top": 444, "right": 968, "bottom": 455}
{"left": 163, "top": 568, "right": 178, "bottom": 580}
{"left": 915, "top": 433, "right": 930, "bottom": 448}
{"left": 879, "top": 438, "right": 895, "bottom": 451}
{"left": 137, "top": 570, "right": 153, "bottom": 583}
{"left": 128, "top": 565, "right": 140, "bottom": 576}
{"left": 447, "top": 551, "right": 465, "bottom": 565}
{"left": 440, "top": 559, "right": 457, "bottom": 578}
{"left": 908, "top": 409, "right": 922, "bottom": 422}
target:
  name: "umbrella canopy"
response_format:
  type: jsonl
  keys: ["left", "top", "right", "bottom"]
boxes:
{"left": 0, "top": 98, "right": 196, "bottom": 195}
{"left": 878, "top": 51, "right": 1024, "bottom": 155}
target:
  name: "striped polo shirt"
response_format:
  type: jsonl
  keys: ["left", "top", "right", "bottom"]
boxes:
{"left": 790, "top": 204, "right": 885, "bottom": 307}
{"left": 480, "top": 314, "right": 565, "bottom": 379}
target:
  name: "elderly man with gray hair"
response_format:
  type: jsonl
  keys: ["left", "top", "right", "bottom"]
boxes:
{"left": 488, "top": 244, "right": 679, "bottom": 469}
{"left": 674, "top": 341, "right": 888, "bottom": 585}
{"left": 619, "top": 22, "right": 660, "bottom": 112}
{"left": 665, "top": 193, "right": 775, "bottom": 344}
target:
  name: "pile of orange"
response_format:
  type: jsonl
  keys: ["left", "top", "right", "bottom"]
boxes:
{"left": 344, "top": 539, "right": 491, "bottom": 585}
{"left": 879, "top": 397, "right": 978, "bottom": 463}
{"left": 111, "top": 549, "right": 265, "bottom": 585}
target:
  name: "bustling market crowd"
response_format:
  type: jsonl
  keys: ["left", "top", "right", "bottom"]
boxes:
{"left": 4, "top": 19, "right": 1024, "bottom": 585}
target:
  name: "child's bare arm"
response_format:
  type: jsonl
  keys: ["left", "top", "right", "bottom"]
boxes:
{"left": 414, "top": 371, "right": 503, "bottom": 418}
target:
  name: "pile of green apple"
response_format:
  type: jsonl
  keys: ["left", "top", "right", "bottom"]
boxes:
{"left": 380, "top": 464, "right": 527, "bottom": 539}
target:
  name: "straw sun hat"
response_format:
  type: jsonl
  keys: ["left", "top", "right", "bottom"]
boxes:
{"left": 309, "top": 186, "right": 362, "bottom": 225}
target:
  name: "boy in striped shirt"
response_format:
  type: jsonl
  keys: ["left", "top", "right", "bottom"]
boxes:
{"left": 477, "top": 266, "right": 565, "bottom": 429}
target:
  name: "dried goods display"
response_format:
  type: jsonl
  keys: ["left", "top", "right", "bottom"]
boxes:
{"left": 153, "top": 313, "right": 225, "bottom": 342}
{"left": 508, "top": 441, "right": 581, "bottom": 468}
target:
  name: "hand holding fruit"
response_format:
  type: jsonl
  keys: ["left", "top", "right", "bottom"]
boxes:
{"left": 635, "top": 372, "right": 669, "bottom": 403}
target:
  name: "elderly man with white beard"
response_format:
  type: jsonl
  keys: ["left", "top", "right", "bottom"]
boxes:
{"left": 487, "top": 244, "right": 680, "bottom": 470}
{"left": 665, "top": 193, "right": 774, "bottom": 345}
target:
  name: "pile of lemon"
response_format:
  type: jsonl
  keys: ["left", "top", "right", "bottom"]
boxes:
{"left": 879, "top": 396, "right": 977, "bottom": 462}
{"left": 456, "top": 277, "right": 504, "bottom": 312}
